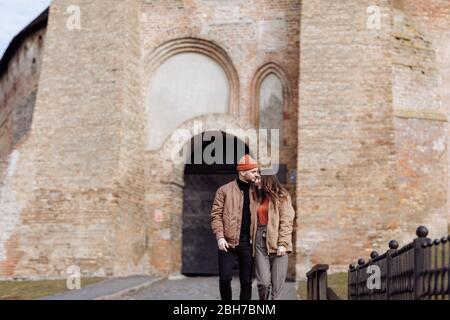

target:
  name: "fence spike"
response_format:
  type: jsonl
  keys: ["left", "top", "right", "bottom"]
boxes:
{"left": 389, "top": 240, "right": 399, "bottom": 250}
{"left": 416, "top": 226, "right": 428, "bottom": 238}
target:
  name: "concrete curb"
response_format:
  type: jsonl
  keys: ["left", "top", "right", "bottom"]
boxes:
{"left": 94, "top": 277, "right": 165, "bottom": 300}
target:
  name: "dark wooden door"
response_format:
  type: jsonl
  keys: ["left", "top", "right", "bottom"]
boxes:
{"left": 181, "top": 173, "right": 236, "bottom": 275}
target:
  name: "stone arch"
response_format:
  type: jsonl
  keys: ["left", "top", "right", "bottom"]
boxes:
{"left": 144, "top": 114, "right": 271, "bottom": 276}
{"left": 144, "top": 37, "right": 240, "bottom": 115}
{"left": 249, "top": 62, "right": 290, "bottom": 127}
{"left": 156, "top": 113, "right": 264, "bottom": 185}
{"left": 161, "top": 113, "right": 256, "bottom": 168}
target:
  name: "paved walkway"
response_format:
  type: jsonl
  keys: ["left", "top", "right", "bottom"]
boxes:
{"left": 39, "top": 275, "right": 298, "bottom": 300}
{"left": 40, "top": 275, "right": 160, "bottom": 300}
{"left": 120, "top": 276, "right": 298, "bottom": 300}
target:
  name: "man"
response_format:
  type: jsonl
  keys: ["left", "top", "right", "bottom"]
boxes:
{"left": 210, "top": 154, "right": 260, "bottom": 300}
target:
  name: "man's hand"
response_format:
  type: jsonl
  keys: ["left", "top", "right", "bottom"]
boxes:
{"left": 218, "top": 238, "right": 229, "bottom": 252}
{"left": 277, "top": 245, "right": 286, "bottom": 257}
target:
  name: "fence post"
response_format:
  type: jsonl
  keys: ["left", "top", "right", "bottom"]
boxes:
{"left": 356, "top": 258, "right": 365, "bottom": 300}
{"left": 413, "top": 226, "right": 429, "bottom": 300}
{"left": 386, "top": 240, "right": 398, "bottom": 300}
{"left": 348, "top": 264, "right": 354, "bottom": 300}
{"left": 369, "top": 251, "right": 379, "bottom": 300}
{"left": 306, "top": 264, "right": 329, "bottom": 300}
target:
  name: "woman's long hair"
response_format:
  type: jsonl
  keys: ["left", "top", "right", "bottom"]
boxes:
{"left": 257, "top": 174, "right": 289, "bottom": 205}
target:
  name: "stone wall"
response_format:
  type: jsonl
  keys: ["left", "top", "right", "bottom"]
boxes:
{"left": 0, "top": 0, "right": 146, "bottom": 279}
{"left": 0, "top": 23, "right": 46, "bottom": 279}
{"left": 0, "top": 29, "right": 45, "bottom": 167}
{"left": 393, "top": 0, "right": 450, "bottom": 223}
{"left": 297, "top": 0, "right": 400, "bottom": 277}
{"left": 296, "top": 0, "right": 449, "bottom": 279}
{"left": 391, "top": 8, "right": 448, "bottom": 243}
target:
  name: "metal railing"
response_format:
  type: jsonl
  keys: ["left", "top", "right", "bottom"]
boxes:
{"left": 348, "top": 226, "right": 450, "bottom": 300}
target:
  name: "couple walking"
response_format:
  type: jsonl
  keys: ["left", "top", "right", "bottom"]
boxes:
{"left": 210, "top": 154, "right": 295, "bottom": 300}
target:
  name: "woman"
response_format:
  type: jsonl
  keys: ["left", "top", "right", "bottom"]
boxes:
{"left": 251, "top": 173, "right": 295, "bottom": 300}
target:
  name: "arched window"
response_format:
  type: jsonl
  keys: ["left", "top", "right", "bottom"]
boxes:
{"left": 259, "top": 73, "right": 284, "bottom": 143}
{"left": 251, "top": 62, "right": 289, "bottom": 150}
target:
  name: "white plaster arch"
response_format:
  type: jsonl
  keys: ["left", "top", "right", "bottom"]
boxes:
{"left": 144, "top": 37, "right": 241, "bottom": 152}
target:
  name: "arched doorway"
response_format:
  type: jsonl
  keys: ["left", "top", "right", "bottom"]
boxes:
{"left": 181, "top": 131, "right": 252, "bottom": 275}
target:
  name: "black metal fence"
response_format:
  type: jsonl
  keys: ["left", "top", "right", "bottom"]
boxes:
{"left": 348, "top": 226, "right": 450, "bottom": 300}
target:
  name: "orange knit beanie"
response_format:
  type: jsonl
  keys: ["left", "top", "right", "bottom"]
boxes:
{"left": 236, "top": 154, "right": 259, "bottom": 171}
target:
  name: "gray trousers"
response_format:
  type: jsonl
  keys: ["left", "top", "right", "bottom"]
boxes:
{"left": 255, "top": 224, "right": 289, "bottom": 300}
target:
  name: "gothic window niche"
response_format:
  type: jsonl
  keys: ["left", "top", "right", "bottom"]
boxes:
{"left": 251, "top": 63, "right": 289, "bottom": 150}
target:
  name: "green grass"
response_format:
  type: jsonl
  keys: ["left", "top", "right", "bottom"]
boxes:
{"left": 297, "top": 272, "right": 348, "bottom": 300}
{"left": 0, "top": 277, "right": 106, "bottom": 300}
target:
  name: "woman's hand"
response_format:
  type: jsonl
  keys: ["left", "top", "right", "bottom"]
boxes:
{"left": 277, "top": 245, "right": 286, "bottom": 257}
